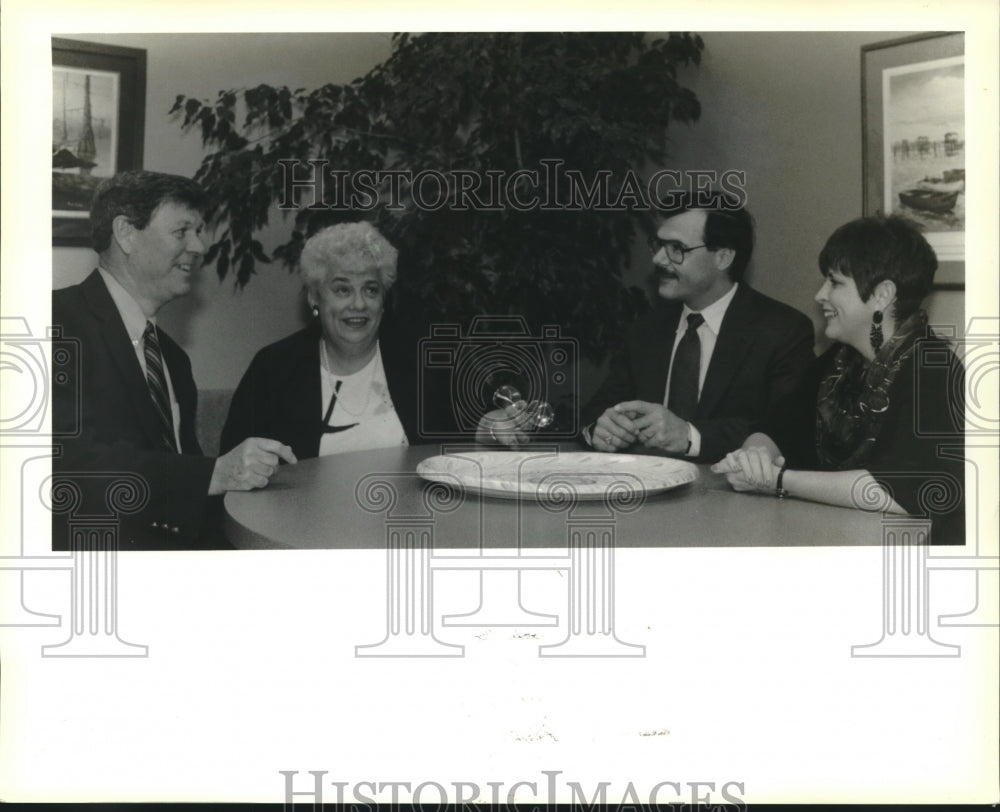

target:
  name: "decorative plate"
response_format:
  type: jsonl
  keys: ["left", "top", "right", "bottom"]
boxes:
{"left": 416, "top": 451, "right": 698, "bottom": 501}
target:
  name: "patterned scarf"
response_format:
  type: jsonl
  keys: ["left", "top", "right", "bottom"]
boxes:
{"left": 815, "top": 310, "right": 929, "bottom": 469}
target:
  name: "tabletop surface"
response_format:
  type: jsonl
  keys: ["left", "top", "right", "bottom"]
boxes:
{"left": 224, "top": 444, "right": 890, "bottom": 549}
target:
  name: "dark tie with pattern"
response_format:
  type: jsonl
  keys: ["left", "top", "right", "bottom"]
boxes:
{"left": 667, "top": 312, "right": 705, "bottom": 421}
{"left": 142, "top": 321, "right": 178, "bottom": 452}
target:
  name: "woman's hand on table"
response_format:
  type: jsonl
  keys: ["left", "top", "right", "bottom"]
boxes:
{"left": 711, "top": 446, "right": 785, "bottom": 494}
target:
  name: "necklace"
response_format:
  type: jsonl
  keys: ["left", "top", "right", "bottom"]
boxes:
{"left": 321, "top": 339, "right": 379, "bottom": 418}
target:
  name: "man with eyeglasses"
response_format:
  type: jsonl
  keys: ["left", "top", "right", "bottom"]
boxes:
{"left": 581, "top": 191, "right": 814, "bottom": 463}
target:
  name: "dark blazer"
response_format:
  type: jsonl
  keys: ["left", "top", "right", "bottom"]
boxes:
{"left": 220, "top": 321, "right": 428, "bottom": 460}
{"left": 51, "top": 270, "right": 218, "bottom": 549}
{"left": 581, "top": 283, "right": 815, "bottom": 462}
{"left": 764, "top": 340, "right": 965, "bottom": 544}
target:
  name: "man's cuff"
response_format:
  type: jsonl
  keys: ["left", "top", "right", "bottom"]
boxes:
{"left": 686, "top": 423, "right": 701, "bottom": 457}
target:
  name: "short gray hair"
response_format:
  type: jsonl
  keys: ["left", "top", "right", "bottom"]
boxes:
{"left": 299, "top": 222, "right": 398, "bottom": 290}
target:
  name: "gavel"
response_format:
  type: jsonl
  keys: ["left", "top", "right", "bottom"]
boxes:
{"left": 493, "top": 384, "right": 555, "bottom": 430}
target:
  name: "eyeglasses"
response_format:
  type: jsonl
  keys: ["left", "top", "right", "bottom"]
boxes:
{"left": 649, "top": 238, "right": 711, "bottom": 264}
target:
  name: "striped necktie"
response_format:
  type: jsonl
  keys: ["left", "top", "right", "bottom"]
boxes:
{"left": 142, "top": 321, "right": 178, "bottom": 452}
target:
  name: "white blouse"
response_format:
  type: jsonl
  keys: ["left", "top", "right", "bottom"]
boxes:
{"left": 318, "top": 342, "right": 408, "bottom": 456}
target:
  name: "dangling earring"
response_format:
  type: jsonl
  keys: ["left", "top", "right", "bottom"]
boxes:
{"left": 311, "top": 305, "right": 319, "bottom": 318}
{"left": 870, "top": 310, "right": 884, "bottom": 353}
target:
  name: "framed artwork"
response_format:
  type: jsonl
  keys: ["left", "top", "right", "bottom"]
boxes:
{"left": 52, "top": 38, "right": 146, "bottom": 247}
{"left": 862, "top": 32, "right": 964, "bottom": 290}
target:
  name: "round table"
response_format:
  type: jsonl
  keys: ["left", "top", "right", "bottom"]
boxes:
{"left": 224, "top": 444, "right": 886, "bottom": 549}
{"left": 226, "top": 444, "right": 916, "bottom": 657}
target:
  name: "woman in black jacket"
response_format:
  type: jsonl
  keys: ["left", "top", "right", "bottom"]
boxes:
{"left": 713, "top": 215, "right": 965, "bottom": 544}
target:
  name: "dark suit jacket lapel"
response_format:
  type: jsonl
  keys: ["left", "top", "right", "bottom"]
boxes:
{"left": 378, "top": 323, "right": 418, "bottom": 442}
{"left": 288, "top": 329, "right": 323, "bottom": 458}
{"left": 697, "top": 284, "right": 758, "bottom": 418}
{"left": 80, "top": 271, "right": 167, "bottom": 449}
{"left": 261, "top": 325, "right": 323, "bottom": 459}
{"left": 638, "top": 303, "right": 682, "bottom": 404}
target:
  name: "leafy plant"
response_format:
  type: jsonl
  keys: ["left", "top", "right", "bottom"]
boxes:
{"left": 171, "top": 32, "right": 704, "bottom": 361}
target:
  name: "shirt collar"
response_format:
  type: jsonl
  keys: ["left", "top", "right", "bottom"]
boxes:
{"left": 681, "top": 282, "right": 739, "bottom": 334}
{"left": 98, "top": 267, "right": 153, "bottom": 345}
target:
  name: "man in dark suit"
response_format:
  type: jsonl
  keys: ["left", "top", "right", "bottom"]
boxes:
{"left": 581, "top": 193, "right": 814, "bottom": 463}
{"left": 52, "top": 170, "right": 296, "bottom": 549}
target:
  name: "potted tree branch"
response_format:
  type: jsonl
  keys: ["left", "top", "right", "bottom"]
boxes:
{"left": 172, "top": 32, "right": 704, "bottom": 363}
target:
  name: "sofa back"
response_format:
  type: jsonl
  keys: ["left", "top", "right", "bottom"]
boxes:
{"left": 196, "top": 388, "right": 234, "bottom": 458}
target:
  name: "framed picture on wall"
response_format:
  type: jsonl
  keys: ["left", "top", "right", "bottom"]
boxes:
{"left": 52, "top": 38, "right": 146, "bottom": 247}
{"left": 862, "top": 32, "right": 964, "bottom": 290}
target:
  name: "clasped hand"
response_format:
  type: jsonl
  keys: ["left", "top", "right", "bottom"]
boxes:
{"left": 711, "top": 446, "right": 785, "bottom": 493}
{"left": 592, "top": 400, "right": 689, "bottom": 453}
{"left": 478, "top": 404, "right": 534, "bottom": 448}
{"left": 209, "top": 437, "right": 297, "bottom": 495}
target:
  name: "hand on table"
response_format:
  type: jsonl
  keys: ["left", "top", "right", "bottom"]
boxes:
{"left": 615, "top": 400, "right": 690, "bottom": 454}
{"left": 209, "top": 438, "right": 297, "bottom": 495}
{"left": 711, "top": 446, "right": 785, "bottom": 493}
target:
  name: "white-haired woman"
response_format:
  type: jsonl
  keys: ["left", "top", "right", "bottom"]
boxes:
{"left": 221, "top": 222, "right": 421, "bottom": 459}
